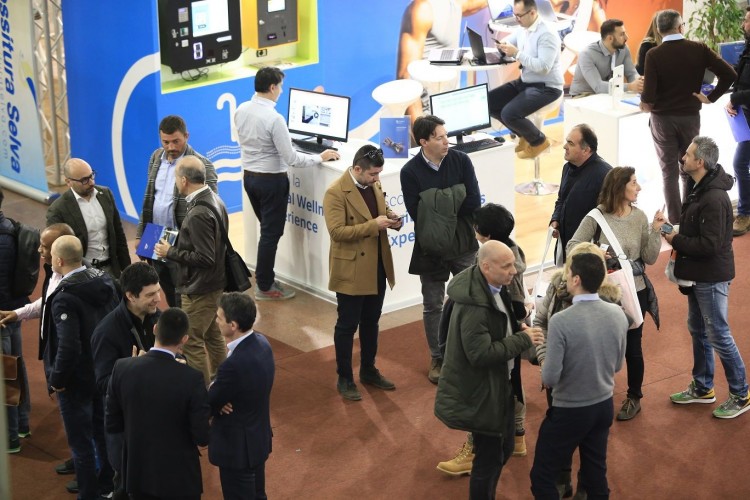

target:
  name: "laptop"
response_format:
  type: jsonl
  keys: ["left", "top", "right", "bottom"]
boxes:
{"left": 466, "top": 27, "right": 515, "bottom": 65}
{"left": 428, "top": 25, "right": 468, "bottom": 65}
{"left": 136, "top": 223, "right": 178, "bottom": 261}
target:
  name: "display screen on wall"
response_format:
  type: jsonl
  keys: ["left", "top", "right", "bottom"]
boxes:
{"left": 268, "top": 0, "right": 286, "bottom": 13}
{"left": 191, "top": 0, "right": 229, "bottom": 37}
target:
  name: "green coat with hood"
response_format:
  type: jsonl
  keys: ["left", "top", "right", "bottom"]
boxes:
{"left": 434, "top": 265, "right": 533, "bottom": 436}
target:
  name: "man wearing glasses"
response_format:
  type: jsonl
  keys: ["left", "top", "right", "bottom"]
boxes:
{"left": 490, "top": 0, "right": 563, "bottom": 159}
{"left": 47, "top": 158, "right": 131, "bottom": 278}
{"left": 323, "top": 145, "right": 402, "bottom": 401}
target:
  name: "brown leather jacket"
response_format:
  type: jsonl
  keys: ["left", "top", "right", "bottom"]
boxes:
{"left": 167, "top": 188, "right": 228, "bottom": 295}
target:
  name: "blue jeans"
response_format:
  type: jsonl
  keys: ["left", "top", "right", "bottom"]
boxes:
{"left": 487, "top": 79, "right": 562, "bottom": 145}
{"left": 243, "top": 172, "right": 290, "bottom": 291}
{"left": 733, "top": 140, "right": 750, "bottom": 216}
{"left": 2, "top": 322, "right": 30, "bottom": 442}
{"left": 57, "top": 388, "right": 113, "bottom": 499}
{"left": 687, "top": 281, "right": 748, "bottom": 396}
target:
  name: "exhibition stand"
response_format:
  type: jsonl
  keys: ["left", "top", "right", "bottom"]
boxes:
{"left": 242, "top": 136, "right": 516, "bottom": 312}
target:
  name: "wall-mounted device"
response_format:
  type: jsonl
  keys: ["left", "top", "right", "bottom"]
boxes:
{"left": 158, "top": 0, "right": 242, "bottom": 73}
{"left": 242, "top": 0, "right": 298, "bottom": 49}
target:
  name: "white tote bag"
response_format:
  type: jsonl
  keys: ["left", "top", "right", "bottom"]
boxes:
{"left": 587, "top": 209, "right": 644, "bottom": 329}
{"left": 530, "top": 227, "right": 556, "bottom": 319}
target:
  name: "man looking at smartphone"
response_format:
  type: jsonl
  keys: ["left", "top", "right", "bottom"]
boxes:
{"left": 323, "top": 145, "right": 402, "bottom": 401}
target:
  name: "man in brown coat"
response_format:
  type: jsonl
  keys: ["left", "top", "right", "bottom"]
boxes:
{"left": 323, "top": 145, "right": 402, "bottom": 401}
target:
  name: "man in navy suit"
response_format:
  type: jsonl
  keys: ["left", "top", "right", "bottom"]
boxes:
{"left": 106, "top": 308, "right": 210, "bottom": 500}
{"left": 210, "top": 292, "right": 275, "bottom": 500}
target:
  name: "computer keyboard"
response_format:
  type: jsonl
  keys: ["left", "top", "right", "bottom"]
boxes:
{"left": 292, "top": 138, "right": 338, "bottom": 154}
{"left": 451, "top": 138, "right": 501, "bottom": 154}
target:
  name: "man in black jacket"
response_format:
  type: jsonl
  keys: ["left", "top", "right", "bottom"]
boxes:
{"left": 726, "top": 7, "right": 750, "bottom": 236}
{"left": 45, "top": 235, "right": 119, "bottom": 498}
{"left": 550, "top": 124, "right": 611, "bottom": 264}
{"left": 92, "top": 262, "right": 161, "bottom": 499}
{"left": 400, "top": 115, "right": 481, "bottom": 384}
{"left": 664, "top": 136, "right": 750, "bottom": 419}
{"left": 154, "top": 155, "right": 228, "bottom": 385}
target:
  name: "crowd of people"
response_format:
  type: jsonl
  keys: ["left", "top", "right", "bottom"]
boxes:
{"left": 3, "top": 2, "right": 750, "bottom": 499}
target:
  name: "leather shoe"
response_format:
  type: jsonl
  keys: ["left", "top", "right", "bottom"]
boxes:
{"left": 359, "top": 366, "right": 396, "bottom": 390}
{"left": 428, "top": 358, "right": 442, "bottom": 384}
{"left": 517, "top": 138, "right": 551, "bottom": 159}
{"left": 66, "top": 480, "right": 78, "bottom": 494}
{"left": 56, "top": 457, "right": 75, "bottom": 475}
{"left": 336, "top": 377, "right": 362, "bottom": 401}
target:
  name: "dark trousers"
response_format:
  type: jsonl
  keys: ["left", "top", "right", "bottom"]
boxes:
{"left": 734, "top": 139, "right": 750, "bottom": 216}
{"left": 219, "top": 462, "right": 267, "bottom": 500}
{"left": 625, "top": 289, "right": 649, "bottom": 399}
{"left": 334, "top": 260, "right": 387, "bottom": 380}
{"left": 649, "top": 113, "right": 700, "bottom": 224}
{"left": 57, "top": 388, "right": 113, "bottom": 499}
{"left": 151, "top": 259, "right": 181, "bottom": 307}
{"left": 469, "top": 393, "right": 515, "bottom": 500}
{"left": 243, "top": 171, "right": 290, "bottom": 291}
{"left": 130, "top": 494, "right": 199, "bottom": 500}
{"left": 530, "top": 398, "right": 614, "bottom": 500}
{"left": 488, "top": 79, "right": 562, "bottom": 145}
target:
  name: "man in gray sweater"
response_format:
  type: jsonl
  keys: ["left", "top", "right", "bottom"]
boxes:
{"left": 530, "top": 252, "right": 627, "bottom": 499}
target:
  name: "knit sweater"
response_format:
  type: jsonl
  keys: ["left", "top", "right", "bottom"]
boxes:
{"left": 542, "top": 299, "right": 627, "bottom": 408}
{"left": 567, "top": 205, "right": 661, "bottom": 291}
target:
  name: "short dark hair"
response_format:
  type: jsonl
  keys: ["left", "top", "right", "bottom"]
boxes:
{"left": 159, "top": 115, "right": 187, "bottom": 135}
{"left": 156, "top": 307, "right": 189, "bottom": 346}
{"left": 598, "top": 166, "right": 636, "bottom": 214}
{"left": 44, "top": 222, "right": 75, "bottom": 237}
{"left": 515, "top": 0, "right": 536, "bottom": 9}
{"left": 575, "top": 124, "right": 598, "bottom": 153}
{"left": 570, "top": 253, "right": 606, "bottom": 293}
{"left": 473, "top": 203, "right": 515, "bottom": 244}
{"left": 352, "top": 145, "right": 385, "bottom": 171}
{"left": 692, "top": 136, "right": 719, "bottom": 171}
{"left": 600, "top": 19, "right": 624, "bottom": 39}
{"left": 255, "top": 67, "right": 285, "bottom": 93}
{"left": 120, "top": 262, "right": 159, "bottom": 297}
{"left": 657, "top": 10, "right": 681, "bottom": 34}
{"left": 0, "top": 186, "right": 4, "bottom": 208}
{"left": 218, "top": 292, "right": 257, "bottom": 331}
{"left": 412, "top": 115, "right": 445, "bottom": 144}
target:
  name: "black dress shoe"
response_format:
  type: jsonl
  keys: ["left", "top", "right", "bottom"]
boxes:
{"left": 66, "top": 479, "right": 78, "bottom": 494}
{"left": 56, "top": 457, "right": 75, "bottom": 475}
{"left": 360, "top": 366, "right": 396, "bottom": 390}
{"left": 336, "top": 377, "right": 362, "bottom": 401}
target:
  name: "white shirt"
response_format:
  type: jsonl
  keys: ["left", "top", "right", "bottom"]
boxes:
{"left": 72, "top": 189, "right": 109, "bottom": 261}
{"left": 185, "top": 185, "right": 211, "bottom": 203}
{"left": 234, "top": 94, "right": 321, "bottom": 173}
{"left": 14, "top": 270, "right": 63, "bottom": 339}
{"left": 149, "top": 347, "right": 176, "bottom": 359}
{"left": 227, "top": 329, "right": 254, "bottom": 357}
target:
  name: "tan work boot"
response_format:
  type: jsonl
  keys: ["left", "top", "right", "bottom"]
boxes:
{"left": 733, "top": 215, "right": 750, "bottom": 236}
{"left": 436, "top": 440, "right": 474, "bottom": 476}
{"left": 517, "top": 138, "right": 551, "bottom": 159}
{"left": 428, "top": 358, "right": 442, "bottom": 385}
{"left": 513, "top": 434, "right": 527, "bottom": 456}
{"left": 514, "top": 137, "right": 529, "bottom": 153}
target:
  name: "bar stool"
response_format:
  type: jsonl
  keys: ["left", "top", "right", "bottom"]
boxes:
{"left": 515, "top": 94, "right": 564, "bottom": 196}
{"left": 407, "top": 60, "right": 459, "bottom": 101}
{"left": 371, "top": 79, "right": 424, "bottom": 117}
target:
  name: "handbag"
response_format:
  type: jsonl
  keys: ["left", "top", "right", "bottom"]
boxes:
{"left": 531, "top": 227, "right": 556, "bottom": 317}
{"left": 194, "top": 201, "right": 253, "bottom": 292}
{"left": 587, "top": 209, "right": 644, "bottom": 329}
{"left": 3, "top": 354, "right": 23, "bottom": 406}
{"left": 665, "top": 250, "right": 696, "bottom": 287}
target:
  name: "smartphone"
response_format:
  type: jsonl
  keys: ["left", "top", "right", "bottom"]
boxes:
{"left": 394, "top": 213, "right": 407, "bottom": 220}
{"left": 660, "top": 222, "right": 674, "bottom": 234}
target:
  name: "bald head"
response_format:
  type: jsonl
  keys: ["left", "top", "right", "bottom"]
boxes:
{"left": 478, "top": 240, "right": 517, "bottom": 288}
{"left": 63, "top": 158, "right": 96, "bottom": 198}
{"left": 51, "top": 235, "right": 83, "bottom": 274}
{"left": 175, "top": 156, "right": 206, "bottom": 196}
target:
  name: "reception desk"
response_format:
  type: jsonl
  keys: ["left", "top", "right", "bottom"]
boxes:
{"left": 563, "top": 93, "right": 738, "bottom": 217}
{"left": 242, "top": 137, "right": 516, "bottom": 312}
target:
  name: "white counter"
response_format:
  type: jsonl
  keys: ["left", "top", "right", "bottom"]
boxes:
{"left": 242, "top": 136, "right": 516, "bottom": 312}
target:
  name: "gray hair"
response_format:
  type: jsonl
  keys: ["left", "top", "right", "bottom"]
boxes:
{"left": 657, "top": 10, "right": 681, "bottom": 34}
{"left": 692, "top": 136, "right": 719, "bottom": 171}
{"left": 176, "top": 155, "right": 206, "bottom": 184}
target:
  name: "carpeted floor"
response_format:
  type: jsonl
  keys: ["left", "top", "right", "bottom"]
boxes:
{"left": 9, "top": 238, "right": 750, "bottom": 499}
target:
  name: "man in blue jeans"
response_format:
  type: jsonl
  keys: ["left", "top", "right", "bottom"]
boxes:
{"left": 234, "top": 67, "right": 339, "bottom": 301}
{"left": 664, "top": 136, "right": 750, "bottom": 418}
{"left": 489, "top": 0, "right": 563, "bottom": 159}
{"left": 726, "top": 7, "right": 750, "bottom": 236}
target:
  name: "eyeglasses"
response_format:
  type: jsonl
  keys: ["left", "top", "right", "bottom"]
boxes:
{"left": 514, "top": 9, "right": 532, "bottom": 19}
{"left": 67, "top": 170, "right": 96, "bottom": 185}
{"left": 363, "top": 148, "right": 384, "bottom": 160}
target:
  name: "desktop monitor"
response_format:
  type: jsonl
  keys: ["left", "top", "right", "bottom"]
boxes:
{"left": 287, "top": 88, "right": 351, "bottom": 144}
{"left": 429, "top": 84, "right": 491, "bottom": 143}
{"left": 719, "top": 41, "right": 745, "bottom": 67}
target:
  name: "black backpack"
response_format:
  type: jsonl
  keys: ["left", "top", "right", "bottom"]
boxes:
{"left": 0, "top": 218, "right": 41, "bottom": 298}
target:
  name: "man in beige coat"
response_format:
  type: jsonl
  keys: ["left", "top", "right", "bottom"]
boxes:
{"left": 323, "top": 145, "right": 402, "bottom": 401}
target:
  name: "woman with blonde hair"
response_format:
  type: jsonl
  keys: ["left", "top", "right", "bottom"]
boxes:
{"left": 636, "top": 11, "right": 663, "bottom": 75}
{"left": 533, "top": 241, "right": 621, "bottom": 498}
